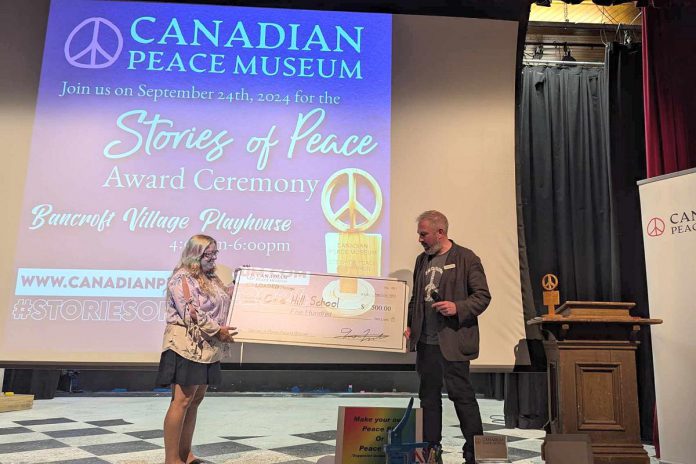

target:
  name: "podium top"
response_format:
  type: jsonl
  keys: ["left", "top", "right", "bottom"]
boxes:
{"left": 527, "top": 301, "right": 662, "bottom": 326}
{"left": 527, "top": 315, "right": 662, "bottom": 326}
{"left": 557, "top": 301, "right": 635, "bottom": 317}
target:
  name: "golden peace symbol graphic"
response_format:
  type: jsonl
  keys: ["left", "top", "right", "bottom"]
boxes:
{"left": 542, "top": 273, "right": 559, "bottom": 291}
{"left": 321, "top": 168, "right": 383, "bottom": 232}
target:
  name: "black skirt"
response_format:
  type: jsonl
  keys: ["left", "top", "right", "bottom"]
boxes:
{"left": 155, "top": 349, "right": 222, "bottom": 387}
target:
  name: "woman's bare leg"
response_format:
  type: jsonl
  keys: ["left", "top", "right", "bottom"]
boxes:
{"left": 164, "top": 384, "right": 199, "bottom": 464}
{"left": 179, "top": 385, "right": 208, "bottom": 463}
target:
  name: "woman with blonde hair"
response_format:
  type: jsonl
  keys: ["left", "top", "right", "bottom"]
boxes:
{"left": 156, "top": 234, "right": 237, "bottom": 464}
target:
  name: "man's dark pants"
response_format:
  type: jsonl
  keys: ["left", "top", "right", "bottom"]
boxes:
{"left": 416, "top": 342, "right": 483, "bottom": 462}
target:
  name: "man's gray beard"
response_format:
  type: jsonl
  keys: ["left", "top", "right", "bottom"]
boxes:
{"left": 424, "top": 242, "right": 442, "bottom": 256}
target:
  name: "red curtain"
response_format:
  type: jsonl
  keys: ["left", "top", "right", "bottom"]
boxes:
{"left": 642, "top": 4, "right": 696, "bottom": 177}
{"left": 641, "top": 3, "right": 696, "bottom": 455}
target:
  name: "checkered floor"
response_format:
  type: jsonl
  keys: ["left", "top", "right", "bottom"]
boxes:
{"left": 0, "top": 395, "right": 658, "bottom": 464}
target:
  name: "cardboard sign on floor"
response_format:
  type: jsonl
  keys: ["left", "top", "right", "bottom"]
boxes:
{"left": 335, "top": 406, "right": 423, "bottom": 464}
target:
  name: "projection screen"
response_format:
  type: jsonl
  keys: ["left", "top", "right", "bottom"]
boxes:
{"left": 0, "top": 0, "right": 524, "bottom": 368}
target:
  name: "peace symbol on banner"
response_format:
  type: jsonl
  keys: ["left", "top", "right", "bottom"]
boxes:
{"left": 541, "top": 273, "right": 558, "bottom": 291}
{"left": 321, "top": 168, "right": 383, "bottom": 233}
{"left": 646, "top": 217, "right": 665, "bottom": 237}
{"left": 64, "top": 17, "right": 123, "bottom": 69}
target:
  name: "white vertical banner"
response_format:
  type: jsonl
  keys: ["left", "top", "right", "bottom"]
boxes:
{"left": 639, "top": 167, "right": 696, "bottom": 464}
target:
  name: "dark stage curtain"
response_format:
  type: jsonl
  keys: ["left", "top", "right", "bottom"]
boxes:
{"left": 603, "top": 42, "right": 655, "bottom": 442}
{"left": 518, "top": 64, "right": 618, "bottom": 307}
{"left": 2, "top": 369, "right": 61, "bottom": 399}
{"left": 642, "top": 5, "right": 696, "bottom": 177}
{"left": 509, "top": 64, "right": 617, "bottom": 430}
{"left": 512, "top": 56, "right": 656, "bottom": 441}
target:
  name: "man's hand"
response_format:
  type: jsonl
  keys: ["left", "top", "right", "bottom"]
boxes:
{"left": 217, "top": 326, "right": 238, "bottom": 343}
{"left": 404, "top": 327, "right": 411, "bottom": 339}
{"left": 432, "top": 300, "right": 457, "bottom": 317}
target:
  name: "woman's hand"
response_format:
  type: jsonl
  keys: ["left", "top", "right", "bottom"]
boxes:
{"left": 217, "top": 326, "right": 238, "bottom": 343}
{"left": 187, "top": 300, "right": 198, "bottom": 322}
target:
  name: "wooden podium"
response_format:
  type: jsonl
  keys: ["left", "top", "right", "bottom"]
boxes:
{"left": 528, "top": 301, "right": 661, "bottom": 464}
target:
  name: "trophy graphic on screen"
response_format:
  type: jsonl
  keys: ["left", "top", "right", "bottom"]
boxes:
{"left": 321, "top": 168, "right": 382, "bottom": 314}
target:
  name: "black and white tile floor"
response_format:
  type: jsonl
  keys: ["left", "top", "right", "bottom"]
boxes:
{"left": 0, "top": 395, "right": 658, "bottom": 464}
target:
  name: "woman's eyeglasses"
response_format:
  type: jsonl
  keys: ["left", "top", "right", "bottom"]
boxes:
{"left": 202, "top": 250, "right": 219, "bottom": 259}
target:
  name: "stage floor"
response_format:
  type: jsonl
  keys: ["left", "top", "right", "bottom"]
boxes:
{"left": 0, "top": 394, "right": 658, "bottom": 464}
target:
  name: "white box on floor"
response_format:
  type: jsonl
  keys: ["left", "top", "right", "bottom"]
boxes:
{"left": 541, "top": 434, "right": 593, "bottom": 464}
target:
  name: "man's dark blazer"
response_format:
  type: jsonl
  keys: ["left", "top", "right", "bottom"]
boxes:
{"left": 407, "top": 240, "right": 492, "bottom": 361}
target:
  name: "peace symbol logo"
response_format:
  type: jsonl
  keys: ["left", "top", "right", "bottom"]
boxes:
{"left": 321, "top": 168, "right": 383, "bottom": 233}
{"left": 541, "top": 274, "right": 558, "bottom": 291}
{"left": 646, "top": 217, "right": 665, "bottom": 237}
{"left": 64, "top": 17, "right": 123, "bottom": 69}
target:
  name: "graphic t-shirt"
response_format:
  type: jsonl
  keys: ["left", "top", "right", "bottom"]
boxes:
{"left": 421, "top": 251, "right": 449, "bottom": 345}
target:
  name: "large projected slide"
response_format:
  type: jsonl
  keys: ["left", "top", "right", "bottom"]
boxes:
{"left": 1, "top": 0, "right": 525, "bottom": 367}
{"left": 5, "top": 0, "right": 390, "bottom": 360}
